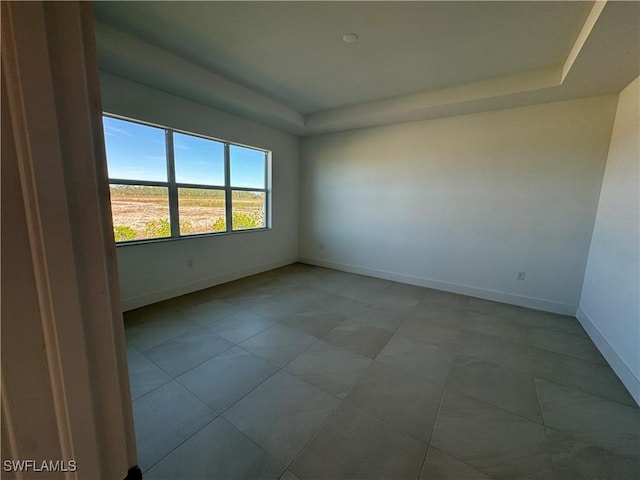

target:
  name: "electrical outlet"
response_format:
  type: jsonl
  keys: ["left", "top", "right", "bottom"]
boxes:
{"left": 516, "top": 271, "right": 525, "bottom": 280}
{"left": 187, "top": 259, "right": 194, "bottom": 268}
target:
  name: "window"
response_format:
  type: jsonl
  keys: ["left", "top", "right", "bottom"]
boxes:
{"left": 103, "top": 115, "right": 270, "bottom": 243}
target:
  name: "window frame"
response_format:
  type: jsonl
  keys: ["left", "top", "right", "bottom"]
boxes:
{"left": 104, "top": 113, "right": 271, "bottom": 245}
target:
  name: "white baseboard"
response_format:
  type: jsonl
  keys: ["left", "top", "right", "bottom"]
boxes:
{"left": 121, "top": 256, "right": 298, "bottom": 311}
{"left": 576, "top": 307, "right": 640, "bottom": 406}
{"left": 299, "top": 256, "right": 577, "bottom": 315}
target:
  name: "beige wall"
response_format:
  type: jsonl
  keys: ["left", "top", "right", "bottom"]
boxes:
{"left": 299, "top": 95, "right": 617, "bottom": 314}
{"left": 579, "top": 76, "right": 640, "bottom": 405}
{"left": 100, "top": 74, "right": 300, "bottom": 310}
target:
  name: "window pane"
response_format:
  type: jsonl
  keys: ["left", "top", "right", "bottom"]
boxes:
{"left": 232, "top": 191, "right": 266, "bottom": 231}
{"left": 103, "top": 117, "right": 167, "bottom": 182}
{"left": 230, "top": 145, "right": 265, "bottom": 189}
{"left": 110, "top": 185, "right": 170, "bottom": 241}
{"left": 174, "top": 133, "right": 225, "bottom": 186}
{"left": 178, "top": 188, "right": 226, "bottom": 235}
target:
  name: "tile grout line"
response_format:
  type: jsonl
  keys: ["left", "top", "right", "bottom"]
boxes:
{"left": 139, "top": 334, "right": 234, "bottom": 378}
{"left": 416, "top": 312, "right": 507, "bottom": 480}
{"left": 527, "top": 325, "right": 559, "bottom": 480}
{"left": 418, "top": 319, "right": 463, "bottom": 480}
{"left": 525, "top": 344, "right": 638, "bottom": 408}
{"left": 142, "top": 416, "right": 218, "bottom": 474}
{"left": 129, "top": 376, "right": 174, "bottom": 403}
{"left": 140, "top": 383, "right": 221, "bottom": 474}
{"left": 530, "top": 375, "right": 639, "bottom": 410}
{"left": 275, "top": 309, "right": 424, "bottom": 476}
{"left": 282, "top": 394, "right": 343, "bottom": 476}
{"left": 158, "top": 363, "right": 290, "bottom": 474}
{"left": 285, "top": 346, "right": 455, "bottom": 451}
{"left": 441, "top": 380, "right": 550, "bottom": 429}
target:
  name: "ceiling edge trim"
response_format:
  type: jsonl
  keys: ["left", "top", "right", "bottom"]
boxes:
{"left": 305, "top": 67, "right": 562, "bottom": 131}
{"left": 562, "top": 0, "right": 607, "bottom": 81}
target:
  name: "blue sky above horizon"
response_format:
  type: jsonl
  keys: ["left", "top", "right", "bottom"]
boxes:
{"left": 103, "top": 116, "right": 266, "bottom": 189}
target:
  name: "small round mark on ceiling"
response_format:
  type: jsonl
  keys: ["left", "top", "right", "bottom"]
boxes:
{"left": 342, "top": 33, "right": 359, "bottom": 44}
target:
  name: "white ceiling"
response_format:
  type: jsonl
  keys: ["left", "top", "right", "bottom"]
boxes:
{"left": 93, "top": 1, "right": 640, "bottom": 135}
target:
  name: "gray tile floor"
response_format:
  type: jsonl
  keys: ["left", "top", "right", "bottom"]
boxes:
{"left": 125, "top": 263, "right": 639, "bottom": 480}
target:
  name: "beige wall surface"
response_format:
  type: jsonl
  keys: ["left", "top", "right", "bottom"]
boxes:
{"left": 579, "top": 76, "right": 640, "bottom": 405}
{"left": 299, "top": 95, "right": 618, "bottom": 314}
{"left": 100, "top": 74, "right": 300, "bottom": 310}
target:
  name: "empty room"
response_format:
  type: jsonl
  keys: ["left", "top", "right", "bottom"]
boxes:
{"left": 2, "top": 1, "right": 639, "bottom": 479}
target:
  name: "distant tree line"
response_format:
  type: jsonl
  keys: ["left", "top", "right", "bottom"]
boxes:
{"left": 110, "top": 185, "right": 263, "bottom": 200}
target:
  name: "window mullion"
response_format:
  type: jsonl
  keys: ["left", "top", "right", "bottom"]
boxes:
{"left": 224, "top": 143, "right": 233, "bottom": 232}
{"left": 264, "top": 152, "right": 270, "bottom": 229}
{"left": 166, "top": 130, "right": 180, "bottom": 238}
